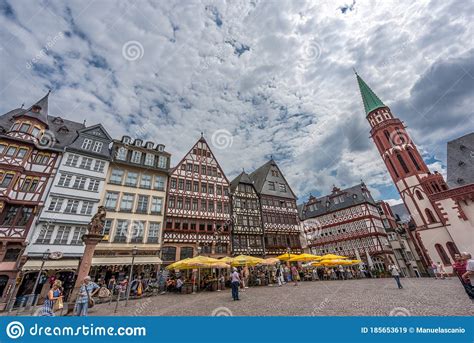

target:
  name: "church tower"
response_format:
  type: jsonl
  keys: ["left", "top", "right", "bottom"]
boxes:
{"left": 356, "top": 73, "right": 459, "bottom": 266}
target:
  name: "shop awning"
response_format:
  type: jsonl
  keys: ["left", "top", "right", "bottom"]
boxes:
{"left": 22, "top": 259, "right": 80, "bottom": 271}
{"left": 91, "top": 256, "right": 162, "bottom": 266}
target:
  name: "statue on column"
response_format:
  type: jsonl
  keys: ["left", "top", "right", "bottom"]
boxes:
{"left": 87, "top": 206, "right": 106, "bottom": 235}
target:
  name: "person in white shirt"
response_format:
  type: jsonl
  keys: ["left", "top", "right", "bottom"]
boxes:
{"left": 437, "top": 262, "right": 447, "bottom": 279}
{"left": 176, "top": 277, "right": 184, "bottom": 293}
{"left": 388, "top": 264, "right": 403, "bottom": 289}
{"left": 230, "top": 267, "right": 241, "bottom": 301}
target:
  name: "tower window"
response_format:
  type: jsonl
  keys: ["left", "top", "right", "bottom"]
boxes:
{"left": 396, "top": 154, "right": 410, "bottom": 174}
{"left": 415, "top": 190, "right": 424, "bottom": 200}
{"left": 425, "top": 208, "right": 437, "bottom": 223}
{"left": 387, "top": 158, "right": 399, "bottom": 178}
{"left": 434, "top": 243, "right": 451, "bottom": 266}
{"left": 384, "top": 130, "right": 391, "bottom": 144}
{"left": 408, "top": 150, "right": 421, "bottom": 171}
{"left": 376, "top": 136, "right": 384, "bottom": 151}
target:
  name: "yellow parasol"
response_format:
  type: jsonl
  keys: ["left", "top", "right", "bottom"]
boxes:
{"left": 177, "top": 255, "right": 220, "bottom": 269}
{"left": 288, "top": 253, "right": 322, "bottom": 262}
{"left": 231, "top": 254, "right": 263, "bottom": 266}
{"left": 165, "top": 258, "right": 191, "bottom": 270}
{"left": 318, "top": 254, "right": 348, "bottom": 260}
{"left": 209, "top": 261, "right": 231, "bottom": 269}
{"left": 259, "top": 257, "right": 280, "bottom": 265}
{"left": 276, "top": 253, "right": 300, "bottom": 261}
{"left": 219, "top": 256, "right": 235, "bottom": 264}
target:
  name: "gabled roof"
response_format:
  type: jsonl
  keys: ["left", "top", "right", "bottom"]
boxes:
{"left": 78, "top": 123, "right": 112, "bottom": 140}
{"left": 249, "top": 159, "right": 297, "bottom": 199}
{"left": 356, "top": 73, "right": 386, "bottom": 115}
{"left": 300, "top": 182, "right": 376, "bottom": 219}
{"left": 0, "top": 94, "right": 86, "bottom": 149}
{"left": 14, "top": 91, "right": 50, "bottom": 126}
{"left": 230, "top": 171, "right": 253, "bottom": 192}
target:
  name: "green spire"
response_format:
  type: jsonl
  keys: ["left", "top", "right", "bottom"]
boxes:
{"left": 355, "top": 73, "right": 386, "bottom": 115}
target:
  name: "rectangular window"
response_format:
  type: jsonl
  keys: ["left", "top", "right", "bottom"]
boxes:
{"left": 70, "top": 227, "right": 87, "bottom": 245}
{"left": 279, "top": 184, "right": 286, "bottom": 192}
{"left": 125, "top": 172, "right": 138, "bottom": 186}
{"left": 268, "top": 181, "right": 275, "bottom": 191}
{"left": 72, "top": 176, "right": 87, "bottom": 189}
{"left": 36, "top": 225, "right": 54, "bottom": 244}
{"left": 93, "top": 160, "right": 105, "bottom": 172}
{"left": 201, "top": 183, "right": 207, "bottom": 193}
{"left": 144, "top": 153, "right": 155, "bottom": 166}
{"left": 130, "top": 221, "right": 145, "bottom": 243}
{"left": 92, "top": 141, "right": 103, "bottom": 152}
{"left": 5, "top": 146, "right": 17, "bottom": 157}
{"left": 193, "top": 181, "right": 199, "bottom": 192}
{"left": 17, "top": 148, "right": 28, "bottom": 158}
{"left": 104, "top": 192, "right": 118, "bottom": 210}
{"left": 114, "top": 220, "right": 129, "bottom": 242}
{"left": 0, "top": 173, "right": 13, "bottom": 187}
{"left": 58, "top": 173, "right": 73, "bottom": 187}
{"left": 168, "top": 196, "right": 175, "bottom": 208}
{"left": 158, "top": 156, "right": 167, "bottom": 169}
{"left": 208, "top": 184, "right": 214, "bottom": 194}
{"left": 177, "top": 197, "right": 183, "bottom": 209}
{"left": 65, "top": 154, "right": 79, "bottom": 167}
{"left": 201, "top": 165, "right": 207, "bottom": 175}
{"left": 81, "top": 139, "right": 93, "bottom": 150}
{"left": 102, "top": 219, "right": 112, "bottom": 236}
{"left": 192, "top": 200, "right": 198, "bottom": 211}
{"left": 147, "top": 222, "right": 161, "bottom": 243}
{"left": 54, "top": 226, "right": 70, "bottom": 244}
{"left": 80, "top": 201, "right": 94, "bottom": 215}
{"left": 140, "top": 174, "right": 152, "bottom": 189}
{"left": 79, "top": 157, "right": 93, "bottom": 169}
{"left": 116, "top": 147, "right": 127, "bottom": 161}
{"left": 170, "top": 178, "right": 177, "bottom": 189}
{"left": 120, "top": 193, "right": 134, "bottom": 211}
{"left": 136, "top": 195, "right": 149, "bottom": 213}
{"left": 216, "top": 185, "right": 222, "bottom": 195}
{"left": 187, "top": 163, "right": 193, "bottom": 172}
{"left": 184, "top": 198, "right": 191, "bottom": 210}
{"left": 154, "top": 176, "right": 165, "bottom": 191}
{"left": 88, "top": 179, "right": 100, "bottom": 192}
{"left": 131, "top": 151, "right": 142, "bottom": 164}
{"left": 48, "top": 197, "right": 64, "bottom": 212}
{"left": 150, "top": 197, "right": 163, "bottom": 213}
{"left": 64, "top": 199, "right": 80, "bottom": 213}
{"left": 185, "top": 180, "right": 191, "bottom": 191}
{"left": 110, "top": 169, "right": 124, "bottom": 184}
{"left": 178, "top": 179, "right": 184, "bottom": 190}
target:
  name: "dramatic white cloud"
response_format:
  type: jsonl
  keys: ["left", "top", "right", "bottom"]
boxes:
{"left": 0, "top": 0, "right": 472, "bottom": 203}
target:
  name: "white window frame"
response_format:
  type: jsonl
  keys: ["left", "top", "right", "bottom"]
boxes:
{"left": 82, "top": 139, "right": 93, "bottom": 150}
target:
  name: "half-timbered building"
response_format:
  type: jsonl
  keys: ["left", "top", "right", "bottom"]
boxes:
{"left": 249, "top": 159, "right": 302, "bottom": 256}
{"left": 162, "top": 135, "right": 231, "bottom": 263}
{"left": 0, "top": 93, "right": 68, "bottom": 309}
{"left": 229, "top": 171, "right": 264, "bottom": 256}
{"left": 300, "top": 183, "right": 395, "bottom": 271}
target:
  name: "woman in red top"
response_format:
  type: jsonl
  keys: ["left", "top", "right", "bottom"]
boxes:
{"left": 452, "top": 253, "right": 473, "bottom": 299}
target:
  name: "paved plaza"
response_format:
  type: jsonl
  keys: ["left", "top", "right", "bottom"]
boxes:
{"left": 89, "top": 278, "right": 473, "bottom": 316}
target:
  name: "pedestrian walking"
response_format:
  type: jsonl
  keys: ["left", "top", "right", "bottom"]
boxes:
{"left": 230, "top": 267, "right": 241, "bottom": 301}
{"left": 388, "top": 264, "right": 403, "bottom": 289}
{"left": 431, "top": 262, "right": 439, "bottom": 279}
{"left": 39, "top": 280, "right": 63, "bottom": 316}
{"left": 437, "top": 262, "right": 447, "bottom": 279}
{"left": 291, "top": 265, "right": 299, "bottom": 286}
{"left": 74, "top": 276, "right": 99, "bottom": 316}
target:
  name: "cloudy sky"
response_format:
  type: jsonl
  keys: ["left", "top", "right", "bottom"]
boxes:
{"left": 1, "top": 0, "right": 473, "bottom": 205}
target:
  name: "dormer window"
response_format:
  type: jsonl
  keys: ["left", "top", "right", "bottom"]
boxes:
{"left": 31, "top": 105, "right": 41, "bottom": 113}
{"left": 146, "top": 142, "right": 154, "bottom": 149}
{"left": 134, "top": 139, "right": 142, "bottom": 147}
{"left": 122, "top": 136, "right": 131, "bottom": 144}
{"left": 53, "top": 117, "right": 64, "bottom": 124}
{"left": 57, "top": 126, "right": 69, "bottom": 133}
{"left": 10, "top": 123, "right": 20, "bottom": 132}
{"left": 32, "top": 127, "right": 41, "bottom": 137}
{"left": 19, "top": 123, "right": 31, "bottom": 133}
{"left": 82, "top": 138, "right": 92, "bottom": 150}
{"left": 92, "top": 141, "right": 103, "bottom": 153}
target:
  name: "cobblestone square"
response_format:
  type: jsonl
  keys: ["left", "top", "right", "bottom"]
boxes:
{"left": 90, "top": 278, "right": 474, "bottom": 317}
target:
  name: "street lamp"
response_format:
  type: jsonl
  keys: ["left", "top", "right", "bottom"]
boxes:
{"left": 125, "top": 246, "right": 138, "bottom": 305}
{"left": 30, "top": 249, "right": 50, "bottom": 314}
